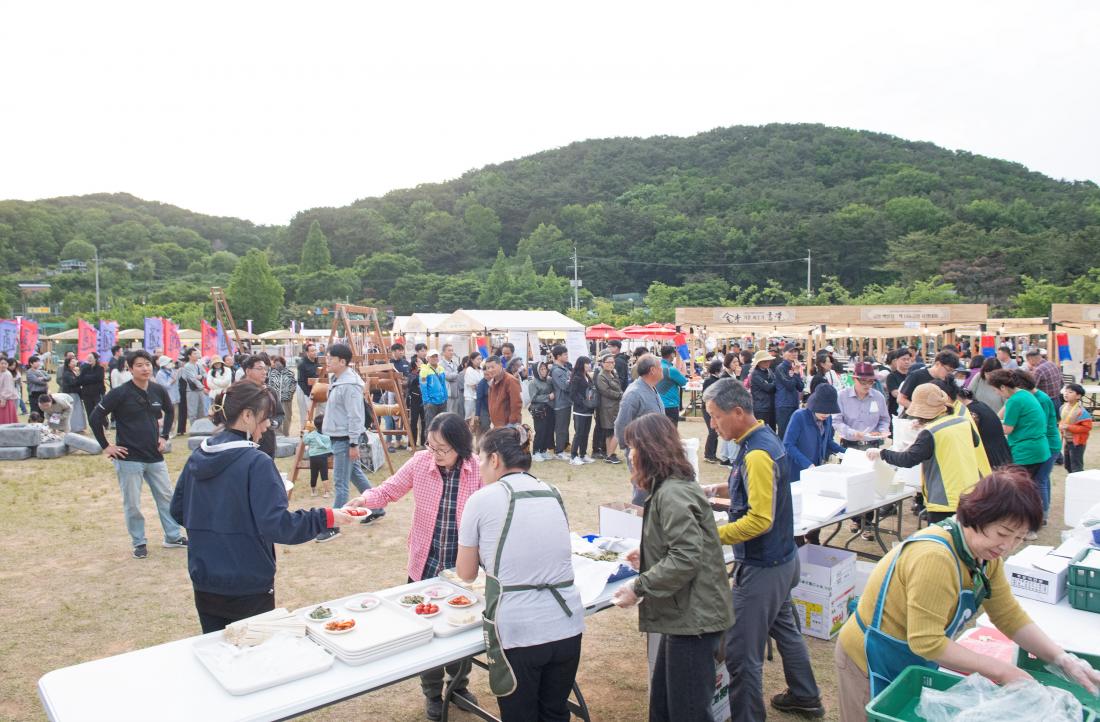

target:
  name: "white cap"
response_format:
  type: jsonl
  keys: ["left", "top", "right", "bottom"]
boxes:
{"left": 427, "top": 348, "right": 440, "bottom": 357}
{"left": 824, "top": 345, "right": 835, "bottom": 353}
{"left": 157, "top": 355, "right": 173, "bottom": 368}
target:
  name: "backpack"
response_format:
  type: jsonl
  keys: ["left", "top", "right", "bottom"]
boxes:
{"left": 583, "top": 381, "right": 599, "bottom": 411}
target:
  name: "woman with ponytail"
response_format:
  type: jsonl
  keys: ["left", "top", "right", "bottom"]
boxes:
{"left": 171, "top": 381, "right": 356, "bottom": 633}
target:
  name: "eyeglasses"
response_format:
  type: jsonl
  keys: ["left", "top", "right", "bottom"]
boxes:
{"left": 855, "top": 378, "right": 875, "bottom": 385}
{"left": 428, "top": 443, "right": 454, "bottom": 456}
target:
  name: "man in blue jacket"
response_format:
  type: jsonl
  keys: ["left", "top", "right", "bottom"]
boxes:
{"left": 656, "top": 345, "right": 688, "bottom": 426}
{"left": 773, "top": 343, "right": 805, "bottom": 438}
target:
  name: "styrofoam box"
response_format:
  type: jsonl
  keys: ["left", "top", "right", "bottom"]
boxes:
{"left": 598, "top": 502, "right": 643, "bottom": 540}
{"left": 1064, "top": 470, "right": 1100, "bottom": 527}
{"left": 791, "top": 586, "right": 852, "bottom": 640}
{"left": 795, "top": 544, "right": 857, "bottom": 598}
{"left": 800, "top": 465, "right": 876, "bottom": 511}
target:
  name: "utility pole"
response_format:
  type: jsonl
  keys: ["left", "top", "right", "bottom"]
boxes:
{"left": 94, "top": 246, "right": 101, "bottom": 314}
{"left": 805, "top": 248, "right": 812, "bottom": 298}
{"left": 570, "top": 245, "right": 581, "bottom": 309}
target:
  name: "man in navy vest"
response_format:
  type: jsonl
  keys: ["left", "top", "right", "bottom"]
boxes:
{"left": 703, "top": 378, "right": 825, "bottom": 721}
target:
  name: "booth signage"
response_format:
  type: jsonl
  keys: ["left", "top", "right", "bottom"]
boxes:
{"left": 859, "top": 307, "right": 950, "bottom": 323}
{"left": 714, "top": 307, "right": 795, "bottom": 324}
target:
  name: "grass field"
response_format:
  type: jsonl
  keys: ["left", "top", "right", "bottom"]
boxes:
{"left": 0, "top": 411, "right": 1080, "bottom": 722}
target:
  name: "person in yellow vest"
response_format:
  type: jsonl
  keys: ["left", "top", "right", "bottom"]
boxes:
{"left": 867, "top": 383, "right": 985, "bottom": 524}
{"left": 833, "top": 469, "right": 1100, "bottom": 721}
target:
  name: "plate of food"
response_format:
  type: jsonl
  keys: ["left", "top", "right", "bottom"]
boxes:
{"left": 446, "top": 593, "right": 477, "bottom": 608}
{"left": 398, "top": 593, "right": 425, "bottom": 607}
{"left": 413, "top": 602, "right": 441, "bottom": 618}
{"left": 421, "top": 585, "right": 452, "bottom": 600}
{"left": 344, "top": 595, "right": 381, "bottom": 612}
{"left": 447, "top": 610, "right": 480, "bottom": 627}
{"left": 304, "top": 605, "right": 336, "bottom": 622}
{"left": 322, "top": 618, "right": 356, "bottom": 634}
{"left": 340, "top": 507, "right": 371, "bottom": 518}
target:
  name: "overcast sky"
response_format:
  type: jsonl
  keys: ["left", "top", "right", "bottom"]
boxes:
{"left": 2, "top": 1, "right": 1097, "bottom": 226}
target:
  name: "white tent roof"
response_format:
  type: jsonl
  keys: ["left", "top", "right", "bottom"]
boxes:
{"left": 258, "top": 329, "right": 300, "bottom": 341}
{"left": 433, "top": 310, "right": 584, "bottom": 334}
{"left": 391, "top": 315, "right": 412, "bottom": 334}
{"left": 404, "top": 313, "right": 450, "bottom": 333}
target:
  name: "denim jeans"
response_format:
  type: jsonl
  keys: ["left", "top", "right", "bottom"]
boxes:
{"left": 114, "top": 459, "right": 183, "bottom": 547}
{"left": 650, "top": 631, "right": 722, "bottom": 722}
{"left": 1035, "top": 454, "right": 1055, "bottom": 514}
{"left": 331, "top": 436, "right": 374, "bottom": 510}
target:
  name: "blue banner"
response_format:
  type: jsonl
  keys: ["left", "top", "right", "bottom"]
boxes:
{"left": 144, "top": 317, "right": 163, "bottom": 353}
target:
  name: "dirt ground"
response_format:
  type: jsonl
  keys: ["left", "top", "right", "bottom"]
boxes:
{"left": 0, "top": 409, "right": 1079, "bottom": 722}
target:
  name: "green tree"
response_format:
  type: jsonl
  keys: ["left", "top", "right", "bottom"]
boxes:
{"left": 61, "top": 237, "right": 97, "bottom": 261}
{"left": 436, "top": 276, "right": 483, "bottom": 310}
{"left": 463, "top": 203, "right": 502, "bottom": 258}
{"left": 515, "top": 224, "right": 572, "bottom": 276}
{"left": 356, "top": 252, "right": 423, "bottom": 301}
{"left": 209, "top": 250, "right": 240, "bottom": 275}
{"left": 479, "top": 250, "right": 513, "bottom": 307}
{"left": 227, "top": 249, "right": 285, "bottom": 332}
{"left": 300, "top": 220, "right": 332, "bottom": 272}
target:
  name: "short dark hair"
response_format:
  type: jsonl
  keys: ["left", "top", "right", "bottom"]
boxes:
{"left": 1025, "top": 348, "right": 1042, "bottom": 358}
{"left": 956, "top": 468, "right": 1043, "bottom": 533}
{"left": 1065, "top": 383, "right": 1086, "bottom": 396}
{"left": 934, "top": 350, "right": 959, "bottom": 369}
{"left": 660, "top": 345, "right": 676, "bottom": 360}
{"left": 270, "top": 356, "right": 286, "bottom": 367}
{"left": 551, "top": 344, "right": 568, "bottom": 360}
{"left": 998, "top": 345, "right": 1012, "bottom": 354}
{"left": 241, "top": 354, "right": 267, "bottom": 370}
{"left": 985, "top": 368, "right": 1019, "bottom": 389}
{"left": 980, "top": 357, "right": 1002, "bottom": 378}
{"left": 38, "top": 393, "right": 54, "bottom": 406}
{"left": 484, "top": 355, "right": 502, "bottom": 367}
{"left": 28, "top": 355, "right": 39, "bottom": 364}
{"left": 501, "top": 342, "right": 515, "bottom": 354}
{"left": 414, "top": 343, "right": 427, "bottom": 352}
{"left": 28, "top": 411, "right": 44, "bottom": 423}
{"left": 313, "top": 412, "right": 325, "bottom": 429}
{"left": 479, "top": 425, "right": 533, "bottom": 471}
{"left": 126, "top": 349, "right": 154, "bottom": 367}
{"left": 111, "top": 345, "right": 121, "bottom": 355}
{"left": 624, "top": 413, "right": 696, "bottom": 492}
{"left": 607, "top": 339, "right": 622, "bottom": 349}
{"left": 328, "top": 343, "right": 353, "bottom": 363}
{"left": 930, "top": 378, "right": 958, "bottom": 402}
{"left": 1011, "top": 368, "right": 1037, "bottom": 391}
{"left": 708, "top": 359, "right": 724, "bottom": 375}
{"left": 390, "top": 343, "right": 404, "bottom": 352}
{"left": 426, "top": 412, "right": 474, "bottom": 461}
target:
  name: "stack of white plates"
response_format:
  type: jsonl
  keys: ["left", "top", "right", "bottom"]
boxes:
{"left": 295, "top": 596, "right": 434, "bottom": 666}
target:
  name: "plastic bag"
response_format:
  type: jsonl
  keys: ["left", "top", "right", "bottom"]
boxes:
{"left": 916, "top": 673, "right": 1083, "bottom": 722}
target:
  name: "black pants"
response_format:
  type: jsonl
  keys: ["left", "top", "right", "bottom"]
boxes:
{"left": 408, "top": 399, "right": 425, "bottom": 446}
{"left": 591, "top": 422, "right": 607, "bottom": 455}
{"left": 650, "top": 631, "right": 721, "bottom": 722}
{"left": 926, "top": 510, "right": 953, "bottom": 525}
{"left": 194, "top": 588, "right": 275, "bottom": 634}
{"left": 571, "top": 414, "right": 592, "bottom": 458}
{"left": 663, "top": 407, "right": 680, "bottom": 426}
{"left": 177, "top": 381, "right": 189, "bottom": 435}
{"left": 755, "top": 408, "right": 776, "bottom": 432}
{"left": 82, "top": 393, "right": 101, "bottom": 427}
{"left": 703, "top": 410, "right": 718, "bottom": 459}
{"left": 496, "top": 634, "right": 582, "bottom": 722}
{"left": 28, "top": 391, "right": 44, "bottom": 415}
{"left": 532, "top": 408, "right": 554, "bottom": 453}
{"left": 553, "top": 406, "right": 571, "bottom": 454}
{"left": 309, "top": 453, "right": 331, "bottom": 488}
{"left": 1064, "top": 442, "right": 1086, "bottom": 474}
{"left": 776, "top": 406, "right": 796, "bottom": 439}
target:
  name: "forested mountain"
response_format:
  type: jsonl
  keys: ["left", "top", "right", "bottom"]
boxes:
{"left": 2, "top": 124, "right": 1099, "bottom": 330}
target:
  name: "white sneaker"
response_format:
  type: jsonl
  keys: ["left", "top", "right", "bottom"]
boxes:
{"left": 557, "top": 452, "right": 571, "bottom": 461}
{"left": 532, "top": 452, "right": 546, "bottom": 462}
{"left": 569, "top": 457, "right": 584, "bottom": 466}
{"left": 582, "top": 456, "right": 596, "bottom": 464}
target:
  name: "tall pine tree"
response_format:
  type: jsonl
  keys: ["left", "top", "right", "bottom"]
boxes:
{"left": 228, "top": 250, "right": 285, "bottom": 332}
{"left": 300, "top": 220, "right": 332, "bottom": 272}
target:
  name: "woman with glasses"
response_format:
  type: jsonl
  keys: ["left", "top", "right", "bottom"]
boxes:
{"left": 346, "top": 411, "right": 483, "bottom": 720}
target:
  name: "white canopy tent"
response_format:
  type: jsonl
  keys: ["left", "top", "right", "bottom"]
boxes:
{"left": 403, "top": 313, "right": 450, "bottom": 334}
{"left": 391, "top": 316, "right": 412, "bottom": 334}
{"left": 433, "top": 310, "right": 583, "bottom": 334}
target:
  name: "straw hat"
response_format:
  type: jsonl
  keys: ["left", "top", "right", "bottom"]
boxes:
{"left": 907, "top": 383, "right": 951, "bottom": 420}
{"left": 752, "top": 350, "right": 773, "bottom": 366}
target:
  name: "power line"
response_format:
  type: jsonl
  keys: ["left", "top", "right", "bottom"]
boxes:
{"left": 575, "top": 255, "right": 810, "bottom": 269}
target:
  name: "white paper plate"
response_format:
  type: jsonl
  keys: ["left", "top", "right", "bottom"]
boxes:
{"left": 345, "top": 595, "right": 381, "bottom": 612}
{"left": 302, "top": 606, "right": 337, "bottom": 623}
{"left": 421, "top": 585, "right": 452, "bottom": 599}
{"left": 412, "top": 608, "right": 441, "bottom": 619}
{"left": 446, "top": 592, "right": 478, "bottom": 608}
{"left": 322, "top": 620, "right": 357, "bottom": 634}
{"left": 398, "top": 594, "right": 426, "bottom": 607}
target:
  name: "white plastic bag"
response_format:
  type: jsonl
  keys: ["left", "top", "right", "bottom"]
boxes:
{"left": 916, "top": 674, "right": 1083, "bottom": 722}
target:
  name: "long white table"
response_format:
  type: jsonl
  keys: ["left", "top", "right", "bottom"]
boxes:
{"left": 794, "top": 489, "right": 916, "bottom": 560}
{"left": 976, "top": 593, "right": 1100, "bottom": 657}
{"left": 38, "top": 576, "right": 634, "bottom": 722}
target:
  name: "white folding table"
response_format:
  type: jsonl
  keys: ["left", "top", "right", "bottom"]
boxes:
{"left": 793, "top": 488, "right": 916, "bottom": 560}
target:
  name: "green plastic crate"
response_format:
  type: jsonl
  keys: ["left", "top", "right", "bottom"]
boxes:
{"left": 868, "top": 664, "right": 1098, "bottom": 722}
{"left": 1069, "top": 550, "right": 1100, "bottom": 590}
{"left": 1017, "top": 647, "right": 1100, "bottom": 714}
{"left": 1066, "top": 583, "right": 1100, "bottom": 613}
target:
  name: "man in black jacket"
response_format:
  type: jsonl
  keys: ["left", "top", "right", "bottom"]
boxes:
{"left": 91, "top": 349, "right": 187, "bottom": 559}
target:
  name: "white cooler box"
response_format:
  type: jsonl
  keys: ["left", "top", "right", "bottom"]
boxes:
{"left": 1064, "top": 470, "right": 1100, "bottom": 527}
{"left": 800, "top": 465, "right": 876, "bottom": 512}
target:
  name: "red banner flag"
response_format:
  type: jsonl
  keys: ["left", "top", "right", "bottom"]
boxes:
{"left": 200, "top": 320, "right": 218, "bottom": 359}
{"left": 163, "top": 319, "right": 181, "bottom": 360}
{"left": 77, "top": 319, "right": 98, "bottom": 360}
{"left": 18, "top": 319, "right": 39, "bottom": 365}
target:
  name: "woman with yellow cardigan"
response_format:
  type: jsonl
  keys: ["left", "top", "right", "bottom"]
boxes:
{"left": 834, "top": 469, "right": 1100, "bottom": 721}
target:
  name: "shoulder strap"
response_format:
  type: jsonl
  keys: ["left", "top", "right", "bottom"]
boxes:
{"left": 870, "top": 535, "right": 961, "bottom": 629}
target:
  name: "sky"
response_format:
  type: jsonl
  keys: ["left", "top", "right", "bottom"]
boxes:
{"left": 2, "top": 1, "right": 1097, "bottom": 226}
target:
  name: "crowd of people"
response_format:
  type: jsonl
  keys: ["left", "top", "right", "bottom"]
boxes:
{"left": 5, "top": 332, "right": 1100, "bottom": 722}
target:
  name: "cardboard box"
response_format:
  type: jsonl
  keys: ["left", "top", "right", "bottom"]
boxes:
{"left": 791, "top": 586, "right": 853, "bottom": 640}
{"left": 800, "top": 465, "right": 876, "bottom": 511}
{"left": 1005, "top": 545, "right": 1068, "bottom": 604}
{"left": 598, "top": 502, "right": 643, "bottom": 540}
{"left": 795, "top": 544, "right": 857, "bottom": 597}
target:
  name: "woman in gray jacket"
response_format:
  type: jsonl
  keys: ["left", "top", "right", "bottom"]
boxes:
{"left": 528, "top": 362, "right": 555, "bottom": 461}
{"left": 595, "top": 354, "right": 624, "bottom": 464}
{"left": 613, "top": 412, "right": 733, "bottom": 722}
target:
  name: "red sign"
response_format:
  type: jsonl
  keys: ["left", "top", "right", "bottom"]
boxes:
{"left": 77, "top": 319, "right": 98, "bottom": 360}
{"left": 163, "top": 319, "right": 181, "bottom": 360}
{"left": 200, "top": 320, "right": 218, "bottom": 359}
{"left": 18, "top": 319, "right": 38, "bottom": 365}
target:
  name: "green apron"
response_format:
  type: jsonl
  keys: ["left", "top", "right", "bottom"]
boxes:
{"left": 482, "top": 473, "right": 576, "bottom": 697}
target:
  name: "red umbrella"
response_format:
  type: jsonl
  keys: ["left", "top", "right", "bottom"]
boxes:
{"left": 585, "top": 323, "right": 626, "bottom": 341}
{"left": 642, "top": 323, "right": 678, "bottom": 338}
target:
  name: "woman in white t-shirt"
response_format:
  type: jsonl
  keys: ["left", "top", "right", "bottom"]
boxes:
{"left": 456, "top": 425, "right": 584, "bottom": 721}
{"left": 110, "top": 357, "right": 133, "bottom": 389}
{"left": 461, "top": 353, "right": 483, "bottom": 420}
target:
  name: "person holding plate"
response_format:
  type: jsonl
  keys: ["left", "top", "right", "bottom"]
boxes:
{"left": 346, "top": 411, "right": 483, "bottom": 721}
{"left": 456, "top": 425, "right": 584, "bottom": 722}
{"left": 171, "top": 381, "right": 355, "bottom": 633}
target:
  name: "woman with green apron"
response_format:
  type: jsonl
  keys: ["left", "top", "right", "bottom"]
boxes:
{"left": 456, "top": 425, "right": 584, "bottom": 722}
{"left": 834, "top": 469, "right": 1100, "bottom": 721}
